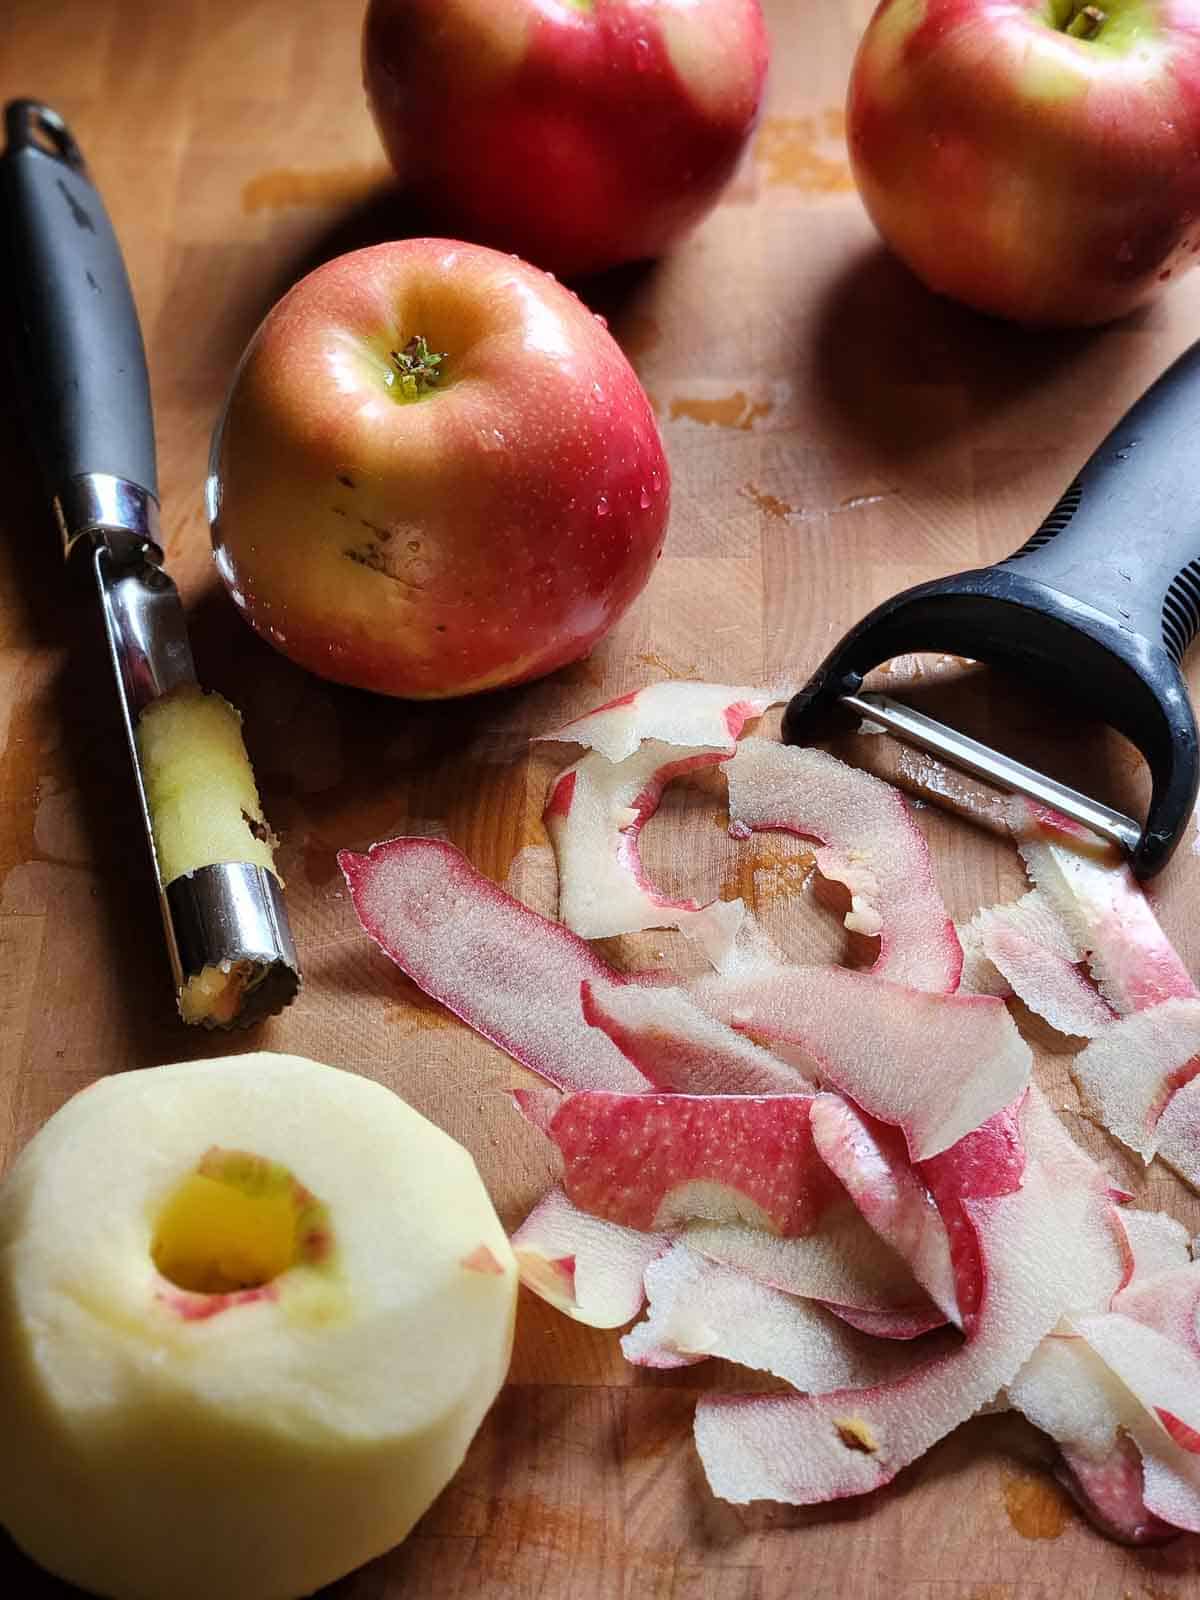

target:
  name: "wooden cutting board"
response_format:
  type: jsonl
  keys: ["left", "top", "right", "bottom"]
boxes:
{"left": 3, "top": 1, "right": 1200, "bottom": 1595}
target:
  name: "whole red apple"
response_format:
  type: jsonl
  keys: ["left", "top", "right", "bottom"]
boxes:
{"left": 208, "top": 240, "right": 669, "bottom": 699}
{"left": 362, "top": 0, "right": 769, "bottom": 280}
{"left": 847, "top": 0, "right": 1200, "bottom": 326}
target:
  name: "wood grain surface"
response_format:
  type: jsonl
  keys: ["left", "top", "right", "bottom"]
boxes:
{"left": 3, "top": 2, "right": 1200, "bottom": 1596}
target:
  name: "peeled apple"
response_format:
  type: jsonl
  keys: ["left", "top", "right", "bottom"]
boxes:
{"left": 0, "top": 1052, "right": 516, "bottom": 1600}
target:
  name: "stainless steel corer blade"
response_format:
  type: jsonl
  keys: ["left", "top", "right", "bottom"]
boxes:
{"left": 2, "top": 99, "right": 300, "bottom": 1026}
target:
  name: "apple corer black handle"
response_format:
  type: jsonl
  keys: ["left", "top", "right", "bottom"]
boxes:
{"left": 783, "top": 339, "right": 1200, "bottom": 880}
{"left": 1, "top": 99, "right": 159, "bottom": 549}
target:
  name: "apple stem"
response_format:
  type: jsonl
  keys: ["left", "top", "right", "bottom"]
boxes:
{"left": 387, "top": 335, "right": 446, "bottom": 401}
{"left": 1065, "top": 3, "right": 1106, "bottom": 38}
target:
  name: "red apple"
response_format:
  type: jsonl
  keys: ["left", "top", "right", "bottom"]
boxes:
{"left": 361, "top": 0, "right": 770, "bottom": 280}
{"left": 209, "top": 240, "right": 669, "bottom": 697}
{"left": 847, "top": 0, "right": 1200, "bottom": 326}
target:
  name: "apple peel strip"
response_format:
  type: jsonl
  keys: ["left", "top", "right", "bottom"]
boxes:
{"left": 1012, "top": 803, "right": 1197, "bottom": 1016}
{"left": 544, "top": 739, "right": 745, "bottom": 959}
{"left": 1007, "top": 1333, "right": 1182, "bottom": 1544}
{"left": 958, "top": 894, "right": 1113, "bottom": 1038}
{"left": 338, "top": 836, "right": 650, "bottom": 1094}
{"left": 692, "top": 964, "right": 1032, "bottom": 1161}
{"left": 622, "top": 1240, "right": 953, "bottom": 1387}
{"left": 538, "top": 680, "right": 779, "bottom": 765}
{"left": 545, "top": 1088, "right": 842, "bottom": 1236}
{"left": 511, "top": 1186, "right": 669, "bottom": 1330}
{"left": 809, "top": 1094, "right": 961, "bottom": 1327}
{"left": 694, "top": 1092, "right": 1126, "bottom": 1508}
{"left": 725, "top": 737, "right": 962, "bottom": 995}
{"left": 1071, "top": 998, "right": 1200, "bottom": 1163}
{"left": 583, "top": 977, "right": 814, "bottom": 1095}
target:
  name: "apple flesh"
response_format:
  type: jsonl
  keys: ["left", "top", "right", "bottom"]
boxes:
{"left": 210, "top": 240, "right": 669, "bottom": 699}
{"left": 136, "top": 685, "right": 286, "bottom": 1027}
{"left": 0, "top": 1052, "right": 516, "bottom": 1600}
{"left": 848, "top": 0, "right": 1200, "bottom": 326}
{"left": 362, "top": 0, "right": 770, "bottom": 280}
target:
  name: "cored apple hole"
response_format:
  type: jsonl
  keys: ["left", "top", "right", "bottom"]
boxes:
{"left": 151, "top": 1147, "right": 332, "bottom": 1295}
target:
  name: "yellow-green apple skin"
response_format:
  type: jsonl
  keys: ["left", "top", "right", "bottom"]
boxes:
{"left": 208, "top": 238, "right": 670, "bottom": 700}
{"left": 0, "top": 1053, "right": 517, "bottom": 1600}
{"left": 848, "top": 0, "right": 1200, "bottom": 325}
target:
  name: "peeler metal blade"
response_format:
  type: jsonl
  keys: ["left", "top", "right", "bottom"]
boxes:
{"left": 841, "top": 690, "right": 1142, "bottom": 856}
{"left": 2, "top": 98, "right": 300, "bottom": 1026}
{"left": 784, "top": 336, "right": 1200, "bottom": 880}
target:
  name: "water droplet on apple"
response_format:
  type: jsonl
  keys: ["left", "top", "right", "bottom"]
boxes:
{"left": 651, "top": 469, "right": 662, "bottom": 491}
{"left": 591, "top": 383, "right": 604, "bottom": 403}
{"left": 594, "top": 312, "right": 609, "bottom": 329}
{"left": 633, "top": 37, "right": 651, "bottom": 71}
{"left": 596, "top": 495, "right": 611, "bottom": 517}
{"left": 639, "top": 487, "right": 651, "bottom": 509}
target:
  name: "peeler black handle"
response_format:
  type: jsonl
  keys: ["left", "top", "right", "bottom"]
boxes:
{"left": 1, "top": 100, "right": 159, "bottom": 538}
{"left": 784, "top": 341, "right": 1200, "bottom": 880}
{"left": 1001, "top": 340, "right": 1200, "bottom": 660}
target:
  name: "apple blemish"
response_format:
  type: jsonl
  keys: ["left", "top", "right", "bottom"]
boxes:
{"left": 834, "top": 1418, "right": 880, "bottom": 1454}
{"left": 152, "top": 1145, "right": 334, "bottom": 1310}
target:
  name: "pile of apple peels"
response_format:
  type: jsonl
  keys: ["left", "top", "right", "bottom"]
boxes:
{"left": 339, "top": 682, "right": 1200, "bottom": 1545}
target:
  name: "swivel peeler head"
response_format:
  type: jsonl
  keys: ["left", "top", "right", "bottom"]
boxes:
{"left": 782, "top": 564, "right": 1199, "bottom": 881}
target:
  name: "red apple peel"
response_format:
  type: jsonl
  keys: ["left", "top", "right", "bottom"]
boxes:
{"left": 694, "top": 1094, "right": 1126, "bottom": 1507}
{"left": 338, "top": 837, "right": 650, "bottom": 1094}
{"left": 725, "top": 738, "right": 962, "bottom": 994}
{"left": 1072, "top": 999, "right": 1200, "bottom": 1162}
{"left": 511, "top": 1186, "right": 669, "bottom": 1329}
{"left": 582, "top": 979, "right": 813, "bottom": 1095}
{"left": 1013, "top": 806, "right": 1197, "bottom": 1016}
{"left": 692, "top": 965, "right": 1032, "bottom": 1160}
{"left": 544, "top": 740, "right": 745, "bottom": 959}
{"left": 539, "top": 681, "right": 777, "bottom": 766}
{"left": 809, "top": 1095, "right": 960, "bottom": 1327}
{"left": 546, "top": 1089, "right": 841, "bottom": 1236}
{"left": 622, "top": 1241, "right": 951, "bottom": 1387}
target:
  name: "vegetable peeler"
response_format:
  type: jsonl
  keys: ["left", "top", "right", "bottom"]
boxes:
{"left": 1, "top": 100, "right": 300, "bottom": 1023}
{"left": 783, "top": 340, "right": 1200, "bottom": 880}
